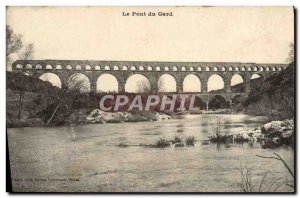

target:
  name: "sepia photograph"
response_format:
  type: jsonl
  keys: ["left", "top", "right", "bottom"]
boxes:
{"left": 6, "top": 6, "right": 295, "bottom": 193}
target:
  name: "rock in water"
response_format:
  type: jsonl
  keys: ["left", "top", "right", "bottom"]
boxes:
{"left": 86, "top": 109, "right": 129, "bottom": 123}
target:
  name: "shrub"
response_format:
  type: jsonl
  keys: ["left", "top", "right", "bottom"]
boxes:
{"left": 155, "top": 138, "right": 171, "bottom": 148}
{"left": 185, "top": 136, "right": 196, "bottom": 146}
{"left": 171, "top": 136, "right": 182, "bottom": 144}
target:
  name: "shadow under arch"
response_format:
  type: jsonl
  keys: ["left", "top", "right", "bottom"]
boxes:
{"left": 208, "top": 95, "right": 228, "bottom": 110}
{"left": 230, "top": 73, "right": 245, "bottom": 92}
{"left": 232, "top": 95, "right": 244, "bottom": 105}
{"left": 250, "top": 74, "right": 263, "bottom": 90}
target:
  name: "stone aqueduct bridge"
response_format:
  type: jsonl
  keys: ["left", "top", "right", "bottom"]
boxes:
{"left": 12, "top": 60, "right": 288, "bottom": 102}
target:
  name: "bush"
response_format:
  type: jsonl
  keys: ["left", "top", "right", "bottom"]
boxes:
{"left": 155, "top": 138, "right": 171, "bottom": 148}
{"left": 185, "top": 136, "right": 196, "bottom": 146}
{"left": 171, "top": 136, "right": 182, "bottom": 144}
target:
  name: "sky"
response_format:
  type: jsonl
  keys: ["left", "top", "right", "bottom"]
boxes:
{"left": 7, "top": 6, "right": 294, "bottom": 92}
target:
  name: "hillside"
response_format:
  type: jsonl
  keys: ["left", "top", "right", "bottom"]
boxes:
{"left": 243, "top": 62, "right": 294, "bottom": 119}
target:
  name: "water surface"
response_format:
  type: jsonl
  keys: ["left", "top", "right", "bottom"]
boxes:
{"left": 7, "top": 114, "right": 294, "bottom": 192}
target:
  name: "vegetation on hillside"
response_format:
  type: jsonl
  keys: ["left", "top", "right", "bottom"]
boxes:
{"left": 243, "top": 44, "right": 294, "bottom": 119}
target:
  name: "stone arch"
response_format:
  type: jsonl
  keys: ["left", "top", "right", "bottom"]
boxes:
{"left": 253, "top": 66, "right": 258, "bottom": 71}
{"left": 95, "top": 65, "right": 101, "bottom": 70}
{"left": 183, "top": 74, "right": 201, "bottom": 92}
{"left": 113, "top": 66, "right": 119, "bottom": 70}
{"left": 66, "top": 65, "right": 72, "bottom": 70}
{"left": 105, "top": 65, "right": 110, "bottom": 70}
{"left": 221, "top": 67, "right": 226, "bottom": 71}
{"left": 213, "top": 66, "right": 218, "bottom": 71}
{"left": 231, "top": 74, "right": 245, "bottom": 92}
{"left": 86, "top": 65, "right": 91, "bottom": 70}
{"left": 241, "top": 66, "right": 246, "bottom": 71}
{"left": 36, "top": 64, "right": 42, "bottom": 69}
{"left": 68, "top": 73, "right": 91, "bottom": 92}
{"left": 76, "top": 65, "right": 82, "bottom": 70}
{"left": 164, "top": 66, "right": 170, "bottom": 71}
{"left": 279, "top": 67, "right": 282, "bottom": 71}
{"left": 158, "top": 74, "right": 177, "bottom": 93}
{"left": 125, "top": 74, "right": 151, "bottom": 93}
{"left": 228, "top": 66, "right": 233, "bottom": 71}
{"left": 234, "top": 67, "right": 239, "bottom": 71}
{"left": 56, "top": 65, "right": 62, "bottom": 70}
{"left": 205, "top": 67, "right": 210, "bottom": 71}
{"left": 207, "top": 74, "right": 224, "bottom": 92}
{"left": 147, "top": 66, "right": 153, "bottom": 71}
{"left": 139, "top": 66, "right": 144, "bottom": 71}
{"left": 26, "top": 64, "right": 33, "bottom": 69}
{"left": 130, "top": 66, "right": 136, "bottom": 71}
{"left": 173, "top": 66, "right": 178, "bottom": 71}
{"left": 156, "top": 66, "right": 161, "bottom": 71}
{"left": 122, "top": 65, "right": 128, "bottom": 70}
{"left": 260, "top": 67, "right": 264, "bottom": 71}
{"left": 97, "top": 73, "right": 118, "bottom": 93}
{"left": 232, "top": 95, "right": 244, "bottom": 105}
{"left": 39, "top": 72, "right": 62, "bottom": 88}
{"left": 266, "top": 67, "right": 270, "bottom": 71}
{"left": 247, "top": 67, "right": 252, "bottom": 71}
{"left": 208, "top": 95, "right": 228, "bottom": 110}
{"left": 197, "top": 66, "right": 202, "bottom": 71}
{"left": 272, "top": 67, "right": 276, "bottom": 71}
{"left": 250, "top": 74, "right": 263, "bottom": 89}
{"left": 46, "top": 64, "right": 52, "bottom": 69}
{"left": 16, "top": 64, "right": 23, "bottom": 69}
{"left": 181, "top": 66, "right": 186, "bottom": 71}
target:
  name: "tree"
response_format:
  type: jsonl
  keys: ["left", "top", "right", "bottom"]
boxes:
{"left": 16, "top": 43, "right": 34, "bottom": 120}
{"left": 66, "top": 74, "right": 90, "bottom": 93}
{"left": 137, "top": 80, "right": 151, "bottom": 93}
{"left": 46, "top": 73, "right": 89, "bottom": 125}
{"left": 6, "top": 25, "right": 23, "bottom": 61}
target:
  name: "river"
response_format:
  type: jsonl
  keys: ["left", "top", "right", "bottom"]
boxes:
{"left": 7, "top": 114, "right": 294, "bottom": 192}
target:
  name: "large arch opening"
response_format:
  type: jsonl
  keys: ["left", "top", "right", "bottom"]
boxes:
{"left": 207, "top": 74, "right": 224, "bottom": 92}
{"left": 97, "top": 74, "right": 118, "bottom": 93}
{"left": 158, "top": 74, "right": 177, "bottom": 93}
{"left": 68, "top": 73, "right": 90, "bottom": 92}
{"left": 250, "top": 74, "right": 263, "bottom": 90}
{"left": 125, "top": 74, "right": 151, "bottom": 93}
{"left": 231, "top": 74, "right": 245, "bottom": 92}
{"left": 39, "top": 73, "right": 62, "bottom": 88}
{"left": 183, "top": 74, "right": 201, "bottom": 92}
{"left": 208, "top": 95, "right": 228, "bottom": 110}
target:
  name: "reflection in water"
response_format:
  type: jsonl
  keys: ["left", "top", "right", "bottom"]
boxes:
{"left": 7, "top": 114, "right": 294, "bottom": 192}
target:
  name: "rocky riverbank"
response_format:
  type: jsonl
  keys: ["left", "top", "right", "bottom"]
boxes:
{"left": 7, "top": 109, "right": 172, "bottom": 128}
{"left": 208, "top": 119, "right": 294, "bottom": 147}
{"left": 246, "top": 119, "right": 294, "bottom": 147}
{"left": 85, "top": 109, "right": 171, "bottom": 124}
